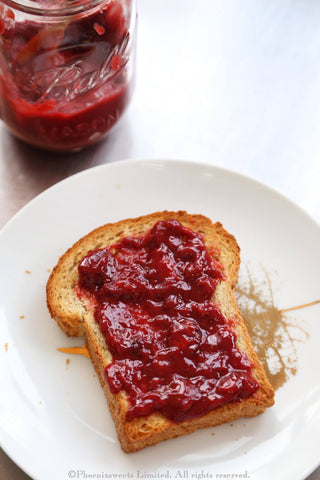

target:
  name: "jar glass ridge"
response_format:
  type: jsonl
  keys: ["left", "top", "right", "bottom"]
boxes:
{"left": 0, "top": 0, "right": 137, "bottom": 151}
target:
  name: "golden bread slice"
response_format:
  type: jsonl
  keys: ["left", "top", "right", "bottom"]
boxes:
{"left": 46, "top": 211, "right": 274, "bottom": 452}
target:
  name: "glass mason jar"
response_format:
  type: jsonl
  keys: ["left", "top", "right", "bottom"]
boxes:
{"left": 0, "top": 0, "right": 136, "bottom": 152}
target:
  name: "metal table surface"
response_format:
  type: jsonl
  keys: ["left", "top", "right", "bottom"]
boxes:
{"left": 0, "top": 1, "right": 319, "bottom": 479}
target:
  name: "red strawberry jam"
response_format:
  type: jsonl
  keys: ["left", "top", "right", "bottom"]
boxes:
{"left": 78, "top": 220, "right": 259, "bottom": 423}
{"left": 0, "top": 1, "right": 135, "bottom": 152}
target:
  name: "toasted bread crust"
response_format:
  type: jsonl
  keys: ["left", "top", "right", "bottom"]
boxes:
{"left": 46, "top": 211, "right": 274, "bottom": 452}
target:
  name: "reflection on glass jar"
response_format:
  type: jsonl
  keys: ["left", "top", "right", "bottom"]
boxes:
{"left": 0, "top": 0, "right": 136, "bottom": 152}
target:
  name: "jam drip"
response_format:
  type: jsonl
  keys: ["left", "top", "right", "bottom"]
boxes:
{"left": 78, "top": 220, "right": 259, "bottom": 423}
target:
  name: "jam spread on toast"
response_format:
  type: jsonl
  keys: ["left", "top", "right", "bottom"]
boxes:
{"left": 78, "top": 220, "right": 259, "bottom": 422}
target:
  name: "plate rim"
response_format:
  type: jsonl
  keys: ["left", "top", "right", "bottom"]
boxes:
{"left": 1, "top": 157, "right": 319, "bottom": 238}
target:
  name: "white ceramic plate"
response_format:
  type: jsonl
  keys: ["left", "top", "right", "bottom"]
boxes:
{"left": 0, "top": 159, "right": 319, "bottom": 480}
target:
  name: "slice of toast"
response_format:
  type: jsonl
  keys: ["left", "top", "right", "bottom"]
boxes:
{"left": 46, "top": 211, "right": 274, "bottom": 452}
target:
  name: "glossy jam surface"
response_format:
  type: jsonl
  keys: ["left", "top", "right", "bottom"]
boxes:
{"left": 0, "top": 1, "right": 134, "bottom": 151}
{"left": 78, "top": 220, "right": 259, "bottom": 422}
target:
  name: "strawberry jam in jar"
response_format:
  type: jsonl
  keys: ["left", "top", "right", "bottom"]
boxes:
{"left": 0, "top": 0, "right": 136, "bottom": 151}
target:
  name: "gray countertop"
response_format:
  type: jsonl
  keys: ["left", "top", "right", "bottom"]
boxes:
{"left": 0, "top": 0, "right": 319, "bottom": 478}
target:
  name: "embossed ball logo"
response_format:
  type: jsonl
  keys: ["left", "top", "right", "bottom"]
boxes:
{"left": 23, "top": 32, "right": 130, "bottom": 103}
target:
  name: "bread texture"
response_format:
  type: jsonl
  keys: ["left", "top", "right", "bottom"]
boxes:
{"left": 46, "top": 211, "right": 274, "bottom": 452}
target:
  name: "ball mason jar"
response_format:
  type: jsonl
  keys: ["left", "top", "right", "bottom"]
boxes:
{"left": 0, "top": 0, "right": 136, "bottom": 152}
